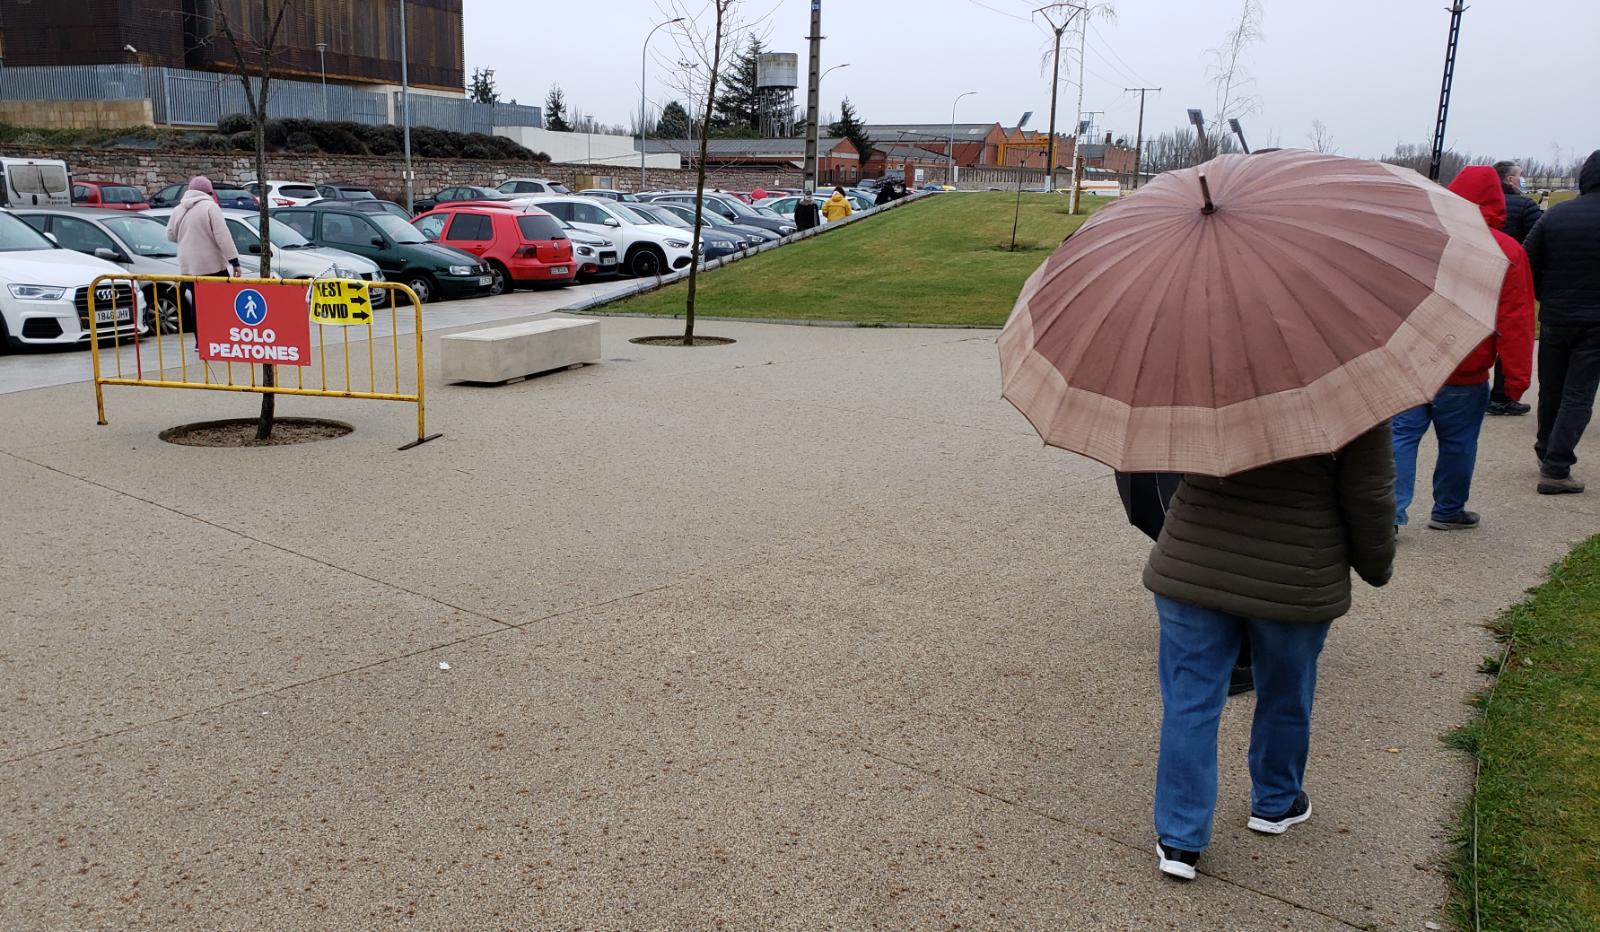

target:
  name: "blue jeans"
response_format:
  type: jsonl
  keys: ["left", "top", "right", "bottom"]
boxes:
{"left": 1391, "top": 381, "right": 1490, "bottom": 525}
{"left": 1154, "top": 595, "right": 1331, "bottom": 852}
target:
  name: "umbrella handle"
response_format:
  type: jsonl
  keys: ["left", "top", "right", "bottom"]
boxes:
{"left": 1198, "top": 173, "right": 1217, "bottom": 215}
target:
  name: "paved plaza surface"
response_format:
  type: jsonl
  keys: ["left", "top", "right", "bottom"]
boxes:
{"left": 2, "top": 300, "right": 1596, "bottom": 930}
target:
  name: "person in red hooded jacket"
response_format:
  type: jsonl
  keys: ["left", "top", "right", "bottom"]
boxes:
{"left": 1390, "top": 165, "right": 1536, "bottom": 532}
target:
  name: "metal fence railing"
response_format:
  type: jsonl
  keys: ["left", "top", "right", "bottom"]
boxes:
{"left": 0, "top": 64, "right": 542, "bottom": 133}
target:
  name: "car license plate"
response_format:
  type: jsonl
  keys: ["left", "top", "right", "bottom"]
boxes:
{"left": 477, "top": 275, "right": 492, "bottom": 286}
{"left": 599, "top": 256, "right": 617, "bottom": 265}
{"left": 550, "top": 266, "right": 569, "bottom": 275}
{"left": 94, "top": 308, "right": 130, "bottom": 324}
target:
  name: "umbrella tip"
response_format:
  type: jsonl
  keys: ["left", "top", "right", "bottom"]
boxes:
{"left": 1198, "top": 172, "right": 1217, "bottom": 215}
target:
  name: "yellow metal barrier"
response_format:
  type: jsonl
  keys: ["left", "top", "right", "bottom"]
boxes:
{"left": 86, "top": 272, "right": 441, "bottom": 449}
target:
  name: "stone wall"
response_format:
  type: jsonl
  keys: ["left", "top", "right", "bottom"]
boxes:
{"left": 0, "top": 100, "right": 155, "bottom": 130}
{"left": 0, "top": 144, "right": 804, "bottom": 201}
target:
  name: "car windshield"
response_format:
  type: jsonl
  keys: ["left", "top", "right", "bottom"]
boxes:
{"left": 610, "top": 204, "right": 656, "bottom": 226}
{"left": 370, "top": 213, "right": 426, "bottom": 244}
{"left": 755, "top": 206, "right": 784, "bottom": 219}
{"left": 279, "top": 184, "right": 318, "bottom": 198}
{"left": 237, "top": 213, "right": 315, "bottom": 247}
{"left": 724, "top": 198, "right": 765, "bottom": 219}
{"left": 102, "top": 216, "right": 178, "bottom": 257}
{"left": 636, "top": 207, "right": 689, "bottom": 229}
{"left": 0, "top": 211, "right": 55, "bottom": 251}
{"left": 547, "top": 182, "right": 571, "bottom": 194}
{"left": 100, "top": 186, "right": 144, "bottom": 204}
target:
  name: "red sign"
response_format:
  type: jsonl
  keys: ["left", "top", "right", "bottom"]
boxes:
{"left": 195, "top": 281, "right": 311, "bottom": 367}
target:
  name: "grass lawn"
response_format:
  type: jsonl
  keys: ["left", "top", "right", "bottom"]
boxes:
{"left": 1450, "top": 534, "right": 1600, "bottom": 930}
{"left": 615, "top": 192, "right": 1097, "bottom": 328}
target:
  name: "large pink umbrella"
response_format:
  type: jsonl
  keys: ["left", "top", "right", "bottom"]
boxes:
{"left": 999, "top": 149, "right": 1508, "bottom": 476}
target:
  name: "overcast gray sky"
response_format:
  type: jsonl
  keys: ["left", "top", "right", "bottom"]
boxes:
{"left": 467, "top": 0, "right": 1598, "bottom": 164}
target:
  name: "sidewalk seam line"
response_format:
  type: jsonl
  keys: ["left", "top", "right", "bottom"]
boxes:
{"left": 854, "top": 746, "right": 1373, "bottom": 931}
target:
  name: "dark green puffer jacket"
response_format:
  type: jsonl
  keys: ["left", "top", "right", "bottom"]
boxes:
{"left": 1143, "top": 423, "right": 1397, "bottom": 624}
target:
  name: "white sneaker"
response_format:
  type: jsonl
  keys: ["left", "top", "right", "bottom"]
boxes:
{"left": 1156, "top": 843, "right": 1199, "bottom": 881}
{"left": 1247, "top": 792, "right": 1312, "bottom": 835}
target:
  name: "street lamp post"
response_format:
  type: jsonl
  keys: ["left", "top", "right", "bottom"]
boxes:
{"left": 640, "top": 18, "right": 685, "bottom": 193}
{"left": 400, "top": 0, "right": 413, "bottom": 214}
{"left": 948, "top": 90, "right": 975, "bottom": 187}
{"left": 315, "top": 42, "right": 329, "bottom": 120}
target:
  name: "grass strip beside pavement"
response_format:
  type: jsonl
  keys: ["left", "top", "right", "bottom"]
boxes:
{"left": 616, "top": 192, "right": 1099, "bottom": 328}
{"left": 1450, "top": 533, "right": 1600, "bottom": 930}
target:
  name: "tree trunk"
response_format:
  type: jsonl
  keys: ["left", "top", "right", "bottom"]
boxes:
{"left": 252, "top": 53, "right": 276, "bottom": 441}
{"left": 683, "top": 2, "right": 727, "bottom": 345}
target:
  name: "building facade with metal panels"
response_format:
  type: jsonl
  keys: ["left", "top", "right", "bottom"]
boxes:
{"left": 2, "top": 0, "right": 465, "bottom": 92}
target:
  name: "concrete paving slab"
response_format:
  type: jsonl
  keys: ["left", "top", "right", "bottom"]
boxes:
{"left": 0, "top": 314, "right": 1594, "bottom": 928}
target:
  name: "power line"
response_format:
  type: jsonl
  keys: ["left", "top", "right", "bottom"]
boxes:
{"left": 961, "top": 0, "right": 1033, "bottom": 22}
{"left": 1089, "top": 21, "right": 1147, "bottom": 85}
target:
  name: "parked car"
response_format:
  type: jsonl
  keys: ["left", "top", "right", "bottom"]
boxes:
{"left": 645, "top": 201, "right": 778, "bottom": 245}
{"left": 561, "top": 223, "right": 619, "bottom": 281}
{"left": 628, "top": 204, "right": 748, "bottom": 261}
{"left": 71, "top": 181, "right": 150, "bottom": 211}
{"left": 148, "top": 182, "right": 259, "bottom": 210}
{"left": 644, "top": 191, "right": 796, "bottom": 237}
{"left": 410, "top": 186, "right": 513, "bottom": 214}
{"left": 0, "top": 209, "right": 145, "bottom": 350}
{"left": 304, "top": 198, "right": 413, "bottom": 221}
{"left": 577, "top": 189, "right": 641, "bottom": 202}
{"left": 246, "top": 179, "right": 322, "bottom": 207}
{"left": 497, "top": 178, "right": 571, "bottom": 196}
{"left": 315, "top": 183, "right": 378, "bottom": 201}
{"left": 411, "top": 205, "right": 577, "bottom": 295}
{"left": 272, "top": 205, "right": 493, "bottom": 303}
{"left": 758, "top": 192, "right": 874, "bottom": 217}
{"left": 0, "top": 157, "right": 71, "bottom": 208}
{"left": 521, "top": 195, "right": 694, "bottom": 278}
{"left": 18, "top": 207, "right": 185, "bottom": 333}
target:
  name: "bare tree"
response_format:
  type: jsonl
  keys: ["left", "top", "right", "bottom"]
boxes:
{"left": 1208, "top": 0, "right": 1264, "bottom": 138}
{"left": 1307, "top": 118, "right": 1336, "bottom": 154}
{"left": 660, "top": 0, "right": 763, "bottom": 344}
{"left": 206, "top": 0, "right": 292, "bottom": 439}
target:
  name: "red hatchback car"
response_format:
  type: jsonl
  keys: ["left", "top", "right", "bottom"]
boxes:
{"left": 71, "top": 180, "right": 150, "bottom": 211}
{"left": 411, "top": 205, "right": 576, "bottom": 295}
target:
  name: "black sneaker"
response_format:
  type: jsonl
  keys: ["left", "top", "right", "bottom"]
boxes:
{"left": 1248, "top": 792, "right": 1312, "bottom": 835}
{"left": 1486, "top": 401, "right": 1510, "bottom": 416}
{"left": 1228, "top": 664, "right": 1255, "bottom": 696}
{"left": 1538, "top": 475, "right": 1585, "bottom": 495}
{"left": 1503, "top": 401, "right": 1531, "bottom": 416}
{"left": 1156, "top": 843, "right": 1200, "bottom": 880}
{"left": 1427, "top": 511, "right": 1481, "bottom": 531}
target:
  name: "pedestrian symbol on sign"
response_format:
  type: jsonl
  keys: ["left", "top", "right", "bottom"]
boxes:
{"left": 234, "top": 288, "right": 268, "bottom": 326}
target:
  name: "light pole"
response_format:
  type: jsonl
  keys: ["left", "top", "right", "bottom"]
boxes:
{"left": 400, "top": 0, "right": 413, "bottom": 214}
{"left": 948, "top": 90, "right": 975, "bottom": 187}
{"left": 640, "top": 18, "right": 685, "bottom": 192}
{"left": 315, "top": 42, "right": 329, "bottom": 120}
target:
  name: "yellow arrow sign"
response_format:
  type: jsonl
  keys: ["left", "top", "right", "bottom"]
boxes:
{"left": 309, "top": 278, "right": 375, "bottom": 326}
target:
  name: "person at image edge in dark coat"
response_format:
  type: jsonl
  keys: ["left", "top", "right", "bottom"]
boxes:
{"left": 793, "top": 193, "right": 821, "bottom": 232}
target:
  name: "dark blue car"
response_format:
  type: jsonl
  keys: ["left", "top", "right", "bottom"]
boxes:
{"left": 148, "top": 182, "right": 260, "bottom": 210}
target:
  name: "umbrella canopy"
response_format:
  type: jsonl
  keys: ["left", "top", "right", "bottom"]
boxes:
{"left": 1000, "top": 150, "right": 1508, "bottom": 476}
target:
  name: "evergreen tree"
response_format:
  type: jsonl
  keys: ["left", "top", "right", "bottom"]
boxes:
{"left": 712, "top": 36, "right": 764, "bottom": 132}
{"left": 658, "top": 100, "right": 692, "bottom": 139}
{"left": 828, "top": 98, "right": 874, "bottom": 170}
{"left": 543, "top": 85, "right": 572, "bottom": 132}
{"left": 469, "top": 67, "right": 499, "bottom": 104}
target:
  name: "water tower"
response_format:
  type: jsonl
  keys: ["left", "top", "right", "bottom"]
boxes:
{"left": 756, "top": 52, "right": 800, "bottom": 137}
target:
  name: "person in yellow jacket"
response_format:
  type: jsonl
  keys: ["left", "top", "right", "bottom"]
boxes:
{"left": 821, "top": 186, "right": 853, "bottom": 223}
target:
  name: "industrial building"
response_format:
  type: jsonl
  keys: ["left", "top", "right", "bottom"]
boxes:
{"left": 0, "top": 0, "right": 465, "bottom": 92}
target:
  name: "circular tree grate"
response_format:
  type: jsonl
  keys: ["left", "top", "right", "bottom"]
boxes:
{"left": 628, "top": 335, "right": 737, "bottom": 347}
{"left": 159, "top": 418, "right": 354, "bottom": 448}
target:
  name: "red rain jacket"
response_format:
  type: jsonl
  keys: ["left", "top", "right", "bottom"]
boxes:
{"left": 1444, "top": 166, "right": 1535, "bottom": 400}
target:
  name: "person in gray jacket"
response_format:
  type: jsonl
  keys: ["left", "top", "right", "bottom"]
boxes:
{"left": 1142, "top": 424, "right": 1396, "bottom": 881}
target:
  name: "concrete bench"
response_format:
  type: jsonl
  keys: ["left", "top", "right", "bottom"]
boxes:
{"left": 440, "top": 317, "right": 601, "bottom": 385}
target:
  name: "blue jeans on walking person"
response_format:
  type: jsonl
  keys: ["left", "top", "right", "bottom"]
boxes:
{"left": 1391, "top": 381, "right": 1490, "bottom": 525}
{"left": 1154, "top": 595, "right": 1331, "bottom": 853}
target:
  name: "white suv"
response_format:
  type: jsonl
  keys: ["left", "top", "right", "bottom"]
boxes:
{"left": 523, "top": 196, "right": 695, "bottom": 278}
{"left": 246, "top": 179, "right": 322, "bottom": 207}
{"left": 0, "top": 210, "right": 146, "bottom": 349}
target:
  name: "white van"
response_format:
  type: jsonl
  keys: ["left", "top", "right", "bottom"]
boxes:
{"left": 0, "top": 158, "right": 72, "bottom": 208}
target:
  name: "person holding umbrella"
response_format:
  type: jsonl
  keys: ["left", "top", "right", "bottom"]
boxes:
{"left": 1000, "top": 150, "right": 1507, "bottom": 881}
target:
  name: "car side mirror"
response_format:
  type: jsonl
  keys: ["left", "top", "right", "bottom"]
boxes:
{"left": 94, "top": 246, "right": 129, "bottom": 263}
{"left": 603, "top": 218, "right": 621, "bottom": 227}
{"left": 248, "top": 243, "right": 262, "bottom": 254}
{"left": 371, "top": 236, "right": 387, "bottom": 248}
{"left": 44, "top": 232, "right": 59, "bottom": 246}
